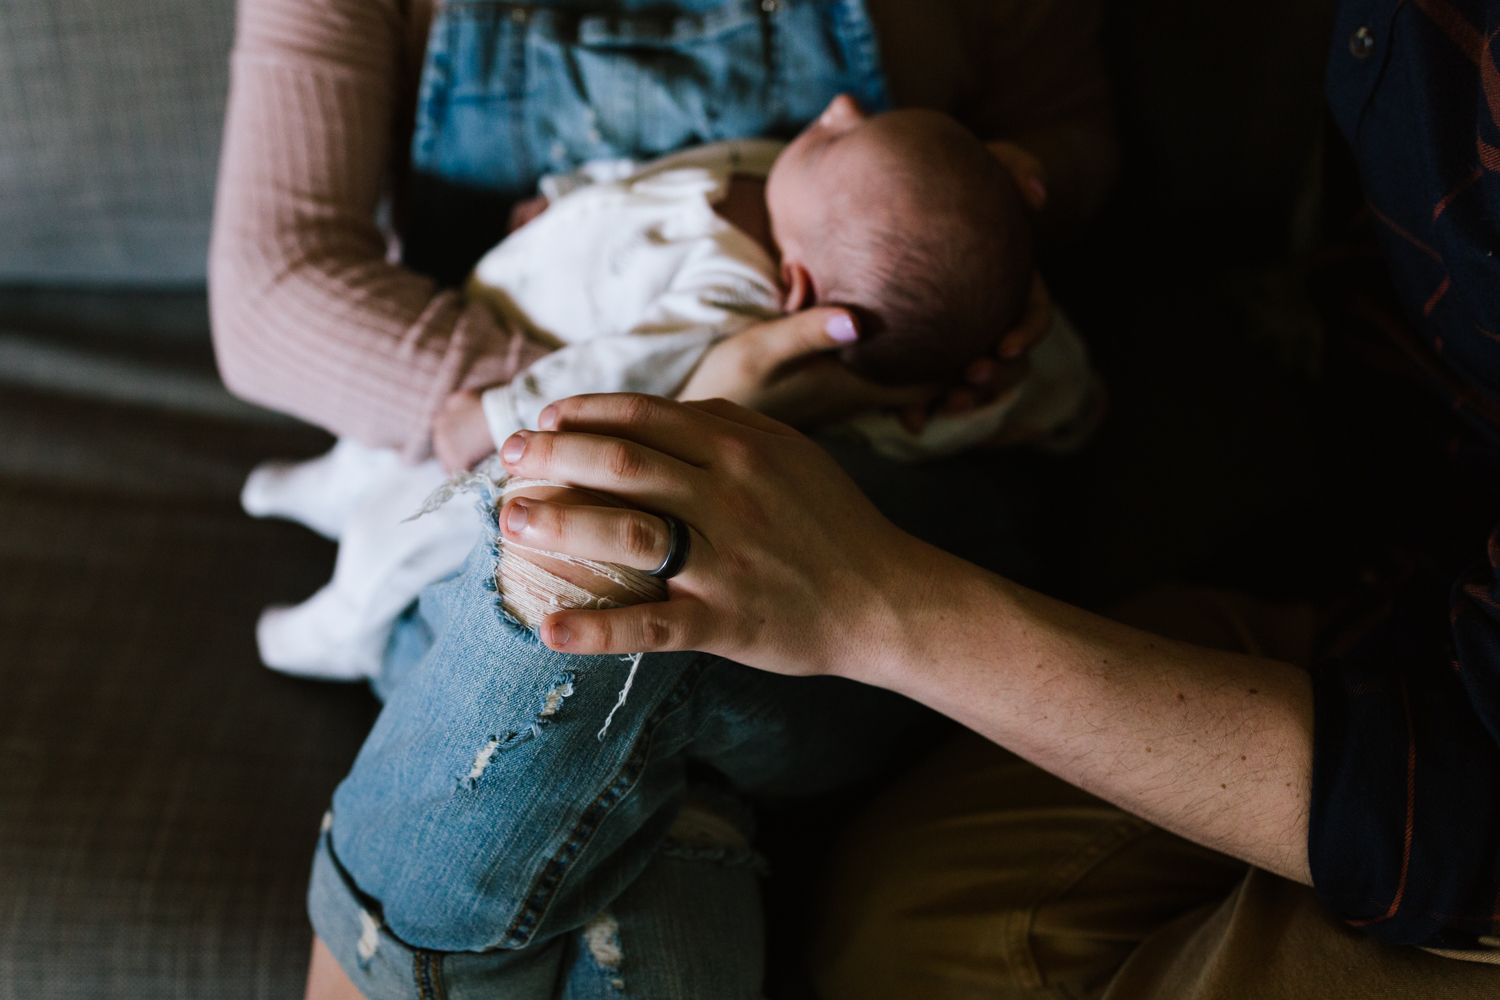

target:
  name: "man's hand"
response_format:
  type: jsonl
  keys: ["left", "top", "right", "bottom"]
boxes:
{"left": 431, "top": 390, "right": 496, "bottom": 473}
{"left": 494, "top": 393, "right": 925, "bottom": 674}
{"left": 490, "top": 392, "right": 1316, "bottom": 883}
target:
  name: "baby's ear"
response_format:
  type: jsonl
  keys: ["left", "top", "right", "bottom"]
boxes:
{"left": 781, "top": 260, "right": 816, "bottom": 312}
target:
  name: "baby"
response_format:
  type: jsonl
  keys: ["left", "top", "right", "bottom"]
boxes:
{"left": 242, "top": 95, "right": 1094, "bottom": 681}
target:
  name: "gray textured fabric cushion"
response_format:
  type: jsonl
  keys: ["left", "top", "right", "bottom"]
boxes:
{"left": 0, "top": 486, "right": 377, "bottom": 999}
{"left": 0, "top": 383, "right": 378, "bottom": 1000}
{"left": 0, "top": 0, "right": 234, "bottom": 284}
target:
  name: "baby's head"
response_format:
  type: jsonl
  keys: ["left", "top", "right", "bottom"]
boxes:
{"left": 767, "top": 96, "right": 1033, "bottom": 385}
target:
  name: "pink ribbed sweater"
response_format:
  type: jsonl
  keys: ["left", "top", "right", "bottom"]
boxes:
{"left": 208, "top": 0, "right": 1111, "bottom": 458}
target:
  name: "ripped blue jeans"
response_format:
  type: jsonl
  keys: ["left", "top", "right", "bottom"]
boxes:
{"left": 308, "top": 498, "right": 926, "bottom": 999}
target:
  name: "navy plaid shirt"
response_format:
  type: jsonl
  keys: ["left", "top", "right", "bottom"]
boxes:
{"left": 1313, "top": 0, "right": 1500, "bottom": 948}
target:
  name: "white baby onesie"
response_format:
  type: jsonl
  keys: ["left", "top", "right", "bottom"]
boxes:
{"left": 469, "top": 140, "right": 786, "bottom": 445}
{"left": 241, "top": 140, "right": 1096, "bottom": 682}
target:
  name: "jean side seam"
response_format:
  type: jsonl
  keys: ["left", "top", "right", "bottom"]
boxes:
{"left": 413, "top": 949, "right": 447, "bottom": 1000}
{"left": 499, "top": 654, "right": 714, "bottom": 948}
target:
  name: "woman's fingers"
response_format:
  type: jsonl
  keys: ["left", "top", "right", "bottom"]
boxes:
{"left": 986, "top": 140, "right": 1049, "bottom": 211}
{"left": 717, "top": 306, "right": 860, "bottom": 378}
{"left": 539, "top": 599, "right": 715, "bottom": 654}
{"left": 432, "top": 390, "right": 496, "bottom": 473}
{"left": 676, "top": 307, "right": 858, "bottom": 405}
{"left": 997, "top": 272, "right": 1052, "bottom": 361}
{"left": 674, "top": 307, "right": 949, "bottom": 429}
{"left": 750, "top": 357, "right": 941, "bottom": 427}
{"left": 500, "top": 497, "right": 692, "bottom": 574}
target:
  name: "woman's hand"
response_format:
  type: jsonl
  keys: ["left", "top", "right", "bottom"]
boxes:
{"left": 677, "top": 307, "right": 942, "bottom": 428}
{"left": 906, "top": 272, "right": 1055, "bottom": 435}
{"left": 432, "top": 390, "right": 496, "bottom": 473}
{"left": 986, "top": 140, "right": 1049, "bottom": 212}
{"left": 494, "top": 393, "right": 939, "bottom": 675}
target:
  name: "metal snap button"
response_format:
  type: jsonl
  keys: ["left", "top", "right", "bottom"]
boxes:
{"left": 761, "top": 0, "right": 778, "bottom": 12}
{"left": 511, "top": 6, "right": 528, "bottom": 23}
{"left": 1350, "top": 25, "right": 1374, "bottom": 58}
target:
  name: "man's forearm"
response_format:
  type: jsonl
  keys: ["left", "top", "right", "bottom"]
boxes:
{"left": 860, "top": 542, "right": 1314, "bottom": 883}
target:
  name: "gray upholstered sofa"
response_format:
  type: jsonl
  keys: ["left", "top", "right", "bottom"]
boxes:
{"left": 0, "top": 0, "right": 1332, "bottom": 996}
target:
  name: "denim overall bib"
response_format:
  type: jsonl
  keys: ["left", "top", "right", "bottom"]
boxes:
{"left": 402, "top": 0, "right": 891, "bottom": 285}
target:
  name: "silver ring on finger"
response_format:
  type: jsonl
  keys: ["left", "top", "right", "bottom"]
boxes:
{"left": 647, "top": 514, "right": 691, "bottom": 580}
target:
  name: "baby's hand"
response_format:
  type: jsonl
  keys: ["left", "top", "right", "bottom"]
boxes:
{"left": 432, "top": 390, "right": 496, "bottom": 473}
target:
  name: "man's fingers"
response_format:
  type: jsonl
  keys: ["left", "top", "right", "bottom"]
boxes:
{"left": 500, "top": 424, "right": 703, "bottom": 504}
{"left": 500, "top": 498, "right": 693, "bottom": 574}
{"left": 537, "top": 392, "right": 798, "bottom": 464}
{"left": 682, "top": 397, "right": 800, "bottom": 436}
{"left": 539, "top": 600, "right": 714, "bottom": 654}
{"left": 535, "top": 392, "right": 731, "bottom": 466}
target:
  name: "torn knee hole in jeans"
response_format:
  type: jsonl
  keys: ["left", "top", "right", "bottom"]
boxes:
{"left": 491, "top": 478, "right": 664, "bottom": 630}
{"left": 491, "top": 477, "right": 664, "bottom": 740}
{"left": 583, "top": 911, "right": 626, "bottom": 991}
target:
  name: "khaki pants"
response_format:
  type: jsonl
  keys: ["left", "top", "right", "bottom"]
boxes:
{"left": 815, "top": 587, "right": 1500, "bottom": 1000}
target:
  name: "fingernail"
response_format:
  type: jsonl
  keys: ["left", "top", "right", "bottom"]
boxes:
{"left": 546, "top": 621, "right": 571, "bottom": 647}
{"left": 826, "top": 312, "right": 858, "bottom": 344}
{"left": 967, "top": 361, "right": 995, "bottom": 385}
{"left": 999, "top": 336, "right": 1026, "bottom": 360}
{"left": 504, "top": 500, "right": 528, "bottom": 533}
{"left": 501, "top": 432, "right": 528, "bottom": 464}
{"left": 1027, "top": 177, "right": 1047, "bottom": 203}
{"left": 538, "top": 405, "right": 558, "bottom": 431}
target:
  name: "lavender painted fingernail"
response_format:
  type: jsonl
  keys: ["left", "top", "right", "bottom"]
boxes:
{"left": 505, "top": 501, "right": 528, "bottom": 533}
{"left": 826, "top": 312, "right": 858, "bottom": 343}
{"left": 501, "top": 432, "right": 528, "bottom": 463}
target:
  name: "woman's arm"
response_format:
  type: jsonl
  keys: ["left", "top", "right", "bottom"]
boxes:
{"left": 489, "top": 393, "right": 1313, "bottom": 883}
{"left": 209, "top": 0, "right": 550, "bottom": 458}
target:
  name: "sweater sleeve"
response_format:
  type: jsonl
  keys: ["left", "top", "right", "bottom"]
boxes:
{"left": 208, "top": 0, "right": 551, "bottom": 458}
